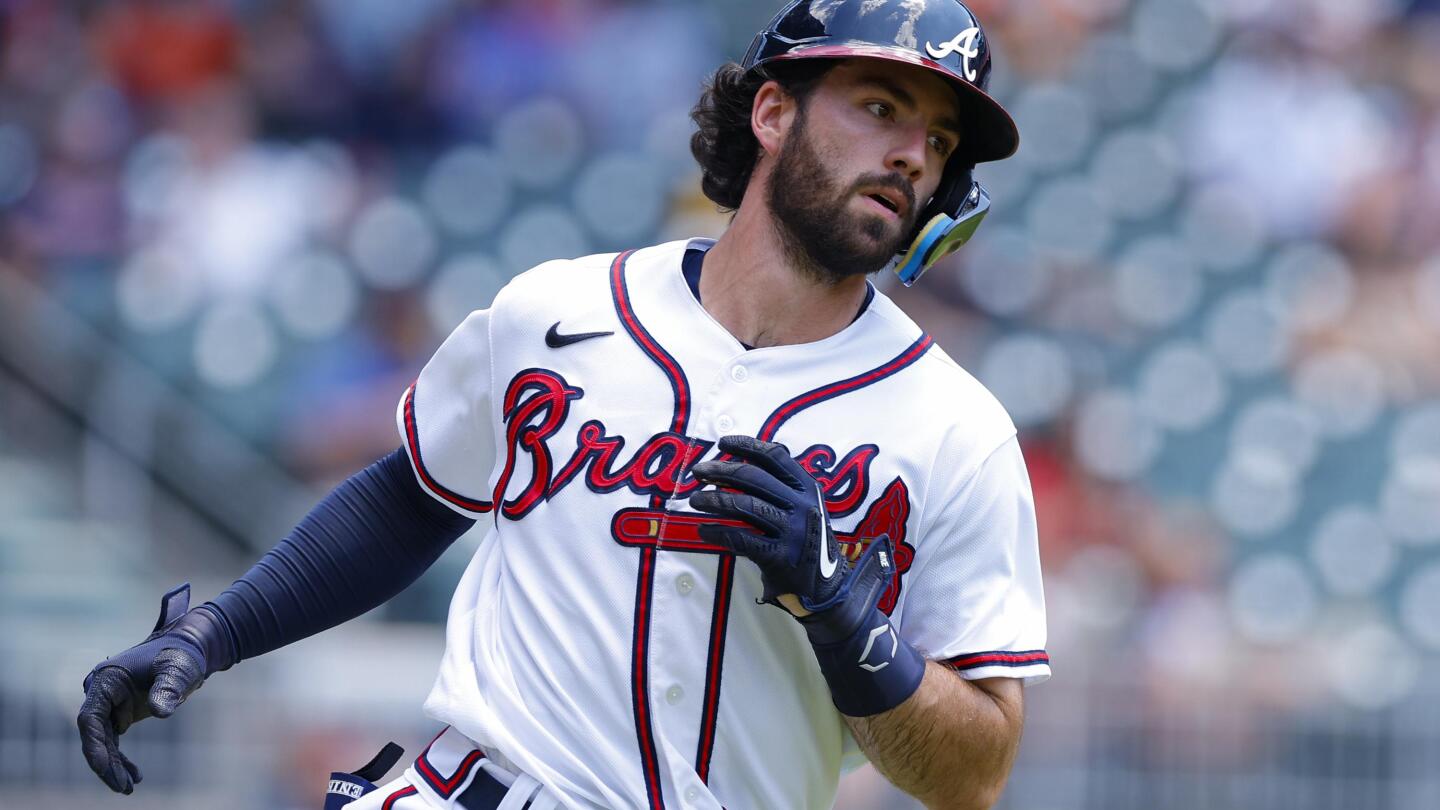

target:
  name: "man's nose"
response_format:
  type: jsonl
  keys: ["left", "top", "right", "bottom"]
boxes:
{"left": 886, "top": 127, "right": 928, "bottom": 185}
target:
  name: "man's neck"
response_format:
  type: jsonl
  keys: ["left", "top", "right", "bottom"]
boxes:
{"left": 700, "top": 198, "right": 871, "bottom": 350}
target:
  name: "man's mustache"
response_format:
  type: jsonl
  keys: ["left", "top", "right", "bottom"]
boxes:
{"left": 851, "top": 173, "right": 917, "bottom": 221}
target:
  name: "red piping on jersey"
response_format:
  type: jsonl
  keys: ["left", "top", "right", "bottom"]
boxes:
{"left": 611, "top": 248, "right": 684, "bottom": 810}
{"left": 381, "top": 785, "right": 418, "bottom": 809}
{"left": 944, "top": 650, "right": 1050, "bottom": 670}
{"left": 611, "top": 250, "right": 690, "bottom": 437}
{"left": 694, "top": 554, "right": 734, "bottom": 784}
{"left": 415, "top": 746, "right": 484, "bottom": 798}
{"left": 757, "top": 334, "right": 934, "bottom": 441}
{"left": 631, "top": 546, "right": 664, "bottom": 809}
{"left": 610, "top": 247, "right": 937, "bottom": 798}
{"left": 403, "top": 383, "right": 495, "bottom": 513}
{"left": 690, "top": 331, "right": 937, "bottom": 784}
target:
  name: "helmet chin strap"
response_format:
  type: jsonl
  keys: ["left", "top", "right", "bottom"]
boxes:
{"left": 890, "top": 181, "right": 991, "bottom": 286}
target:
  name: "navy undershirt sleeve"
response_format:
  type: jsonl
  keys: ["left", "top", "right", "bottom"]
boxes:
{"left": 193, "top": 447, "right": 475, "bottom": 671}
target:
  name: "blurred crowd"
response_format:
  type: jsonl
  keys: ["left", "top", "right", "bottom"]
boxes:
{"left": 3, "top": 0, "right": 1440, "bottom": 807}
{"left": 1, "top": 0, "right": 723, "bottom": 477}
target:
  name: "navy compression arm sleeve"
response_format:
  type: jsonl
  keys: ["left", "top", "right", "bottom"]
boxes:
{"left": 182, "top": 448, "right": 476, "bottom": 673}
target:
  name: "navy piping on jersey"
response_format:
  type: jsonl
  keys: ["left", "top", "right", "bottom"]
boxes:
{"left": 610, "top": 249, "right": 685, "bottom": 810}
{"left": 943, "top": 650, "right": 1051, "bottom": 671}
{"left": 404, "top": 382, "right": 494, "bottom": 514}
{"left": 614, "top": 246, "right": 924, "bottom": 795}
{"left": 692, "top": 330, "right": 936, "bottom": 784}
{"left": 413, "top": 728, "right": 517, "bottom": 807}
{"left": 617, "top": 250, "right": 692, "bottom": 440}
{"left": 415, "top": 742, "right": 484, "bottom": 799}
{"left": 381, "top": 786, "right": 418, "bottom": 809}
{"left": 694, "top": 552, "right": 735, "bottom": 785}
{"left": 681, "top": 247, "right": 876, "bottom": 350}
{"left": 758, "top": 333, "right": 934, "bottom": 441}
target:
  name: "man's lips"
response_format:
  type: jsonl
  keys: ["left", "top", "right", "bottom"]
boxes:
{"left": 858, "top": 187, "right": 908, "bottom": 219}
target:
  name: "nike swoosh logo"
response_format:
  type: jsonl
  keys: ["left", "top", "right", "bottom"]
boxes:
{"left": 545, "top": 322, "right": 613, "bottom": 349}
{"left": 817, "top": 488, "right": 838, "bottom": 579}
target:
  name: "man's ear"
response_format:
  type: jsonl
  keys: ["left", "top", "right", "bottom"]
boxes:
{"left": 751, "top": 80, "right": 795, "bottom": 158}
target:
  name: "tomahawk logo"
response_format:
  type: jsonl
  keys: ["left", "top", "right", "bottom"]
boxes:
{"left": 925, "top": 26, "right": 982, "bottom": 81}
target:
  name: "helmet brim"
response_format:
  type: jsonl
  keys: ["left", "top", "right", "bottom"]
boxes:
{"left": 765, "top": 44, "right": 1019, "bottom": 164}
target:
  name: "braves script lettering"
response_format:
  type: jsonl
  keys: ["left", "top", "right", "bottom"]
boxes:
{"left": 493, "top": 368, "right": 916, "bottom": 611}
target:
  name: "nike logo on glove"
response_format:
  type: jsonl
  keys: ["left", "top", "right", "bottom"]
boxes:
{"left": 546, "top": 322, "right": 613, "bottom": 348}
{"left": 817, "top": 487, "right": 839, "bottom": 579}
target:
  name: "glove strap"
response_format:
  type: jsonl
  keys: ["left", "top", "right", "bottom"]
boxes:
{"left": 171, "top": 604, "right": 239, "bottom": 676}
{"left": 152, "top": 584, "right": 238, "bottom": 676}
{"left": 798, "top": 537, "right": 926, "bottom": 717}
{"left": 152, "top": 583, "right": 192, "bottom": 633}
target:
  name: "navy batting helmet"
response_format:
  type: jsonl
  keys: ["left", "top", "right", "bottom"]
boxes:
{"left": 742, "top": 0, "right": 1018, "bottom": 285}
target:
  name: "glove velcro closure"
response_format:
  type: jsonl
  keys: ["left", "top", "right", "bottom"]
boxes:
{"left": 799, "top": 536, "right": 926, "bottom": 716}
{"left": 799, "top": 535, "right": 895, "bottom": 641}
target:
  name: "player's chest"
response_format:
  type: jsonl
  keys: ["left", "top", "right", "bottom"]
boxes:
{"left": 488, "top": 354, "right": 929, "bottom": 610}
{"left": 491, "top": 343, "right": 927, "bottom": 494}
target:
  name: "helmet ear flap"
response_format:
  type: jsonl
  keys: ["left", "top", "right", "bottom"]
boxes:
{"left": 891, "top": 161, "right": 990, "bottom": 286}
{"left": 916, "top": 161, "right": 976, "bottom": 230}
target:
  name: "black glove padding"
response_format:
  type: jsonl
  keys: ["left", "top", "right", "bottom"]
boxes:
{"left": 689, "top": 435, "right": 854, "bottom": 613}
{"left": 77, "top": 583, "right": 226, "bottom": 794}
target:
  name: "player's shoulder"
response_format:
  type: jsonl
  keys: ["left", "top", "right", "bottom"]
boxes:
{"left": 482, "top": 247, "right": 641, "bottom": 342}
{"left": 492, "top": 250, "right": 619, "bottom": 308}
{"left": 491, "top": 239, "right": 690, "bottom": 309}
{"left": 865, "top": 291, "right": 1017, "bottom": 448}
{"left": 490, "top": 240, "right": 694, "bottom": 329}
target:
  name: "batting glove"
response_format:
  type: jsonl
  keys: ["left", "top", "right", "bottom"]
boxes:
{"left": 689, "top": 436, "right": 923, "bottom": 715}
{"left": 689, "top": 435, "right": 895, "bottom": 634}
{"left": 77, "top": 583, "right": 233, "bottom": 793}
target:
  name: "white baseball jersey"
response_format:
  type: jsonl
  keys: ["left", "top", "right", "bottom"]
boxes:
{"left": 396, "top": 238, "right": 1049, "bottom": 810}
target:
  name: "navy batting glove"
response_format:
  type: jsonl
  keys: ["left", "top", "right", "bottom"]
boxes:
{"left": 691, "top": 436, "right": 924, "bottom": 716}
{"left": 688, "top": 435, "right": 850, "bottom": 613}
{"left": 77, "top": 583, "right": 233, "bottom": 794}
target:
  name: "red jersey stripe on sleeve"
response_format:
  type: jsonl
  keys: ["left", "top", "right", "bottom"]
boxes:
{"left": 942, "top": 650, "right": 1050, "bottom": 670}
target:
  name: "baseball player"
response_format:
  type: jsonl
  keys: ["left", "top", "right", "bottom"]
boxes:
{"left": 76, "top": 1, "right": 1048, "bottom": 808}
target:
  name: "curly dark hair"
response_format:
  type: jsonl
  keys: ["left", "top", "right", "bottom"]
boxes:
{"left": 689, "top": 60, "right": 836, "bottom": 211}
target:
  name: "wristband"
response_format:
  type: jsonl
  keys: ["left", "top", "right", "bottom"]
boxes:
{"left": 798, "top": 536, "right": 926, "bottom": 716}
{"left": 170, "top": 603, "right": 239, "bottom": 676}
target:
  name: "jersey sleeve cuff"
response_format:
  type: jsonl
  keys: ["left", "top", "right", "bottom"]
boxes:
{"left": 398, "top": 383, "right": 494, "bottom": 518}
{"left": 939, "top": 649, "right": 1051, "bottom": 685}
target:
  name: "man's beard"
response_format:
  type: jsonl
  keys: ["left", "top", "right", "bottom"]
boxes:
{"left": 766, "top": 110, "right": 919, "bottom": 285}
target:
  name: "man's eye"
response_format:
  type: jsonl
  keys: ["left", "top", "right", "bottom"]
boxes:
{"left": 866, "top": 102, "right": 892, "bottom": 119}
{"left": 929, "top": 135, "right": 953, "bottom": 156}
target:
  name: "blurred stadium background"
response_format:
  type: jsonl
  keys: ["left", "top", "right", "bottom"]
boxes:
{"left": 2, "top": 0, "right": 1439, "bottom": 807}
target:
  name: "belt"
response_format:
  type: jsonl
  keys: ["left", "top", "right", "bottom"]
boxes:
{"left": 325, "top": 732, "right": 540, "bottom": 810}
{"left": 453, "top": 764, "right": 518, "bottom": 810}
{"left": 415, "top": 728, "right": 542, "bottom": 810}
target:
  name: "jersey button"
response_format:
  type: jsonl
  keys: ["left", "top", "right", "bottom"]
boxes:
{"left": 730, "top": 365, "right": 748, "bottom": 383}
{"left": 676, "top": 574, "right": 695, "bottom": 595}
{"left": 684, "top": 786, "right": 701, "bottom": 803}
{"left": 665, "top": 685, "right": 684, "bottom": 705}
{"left": 716, "top": 415, "right": 734, "bottom": 433}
